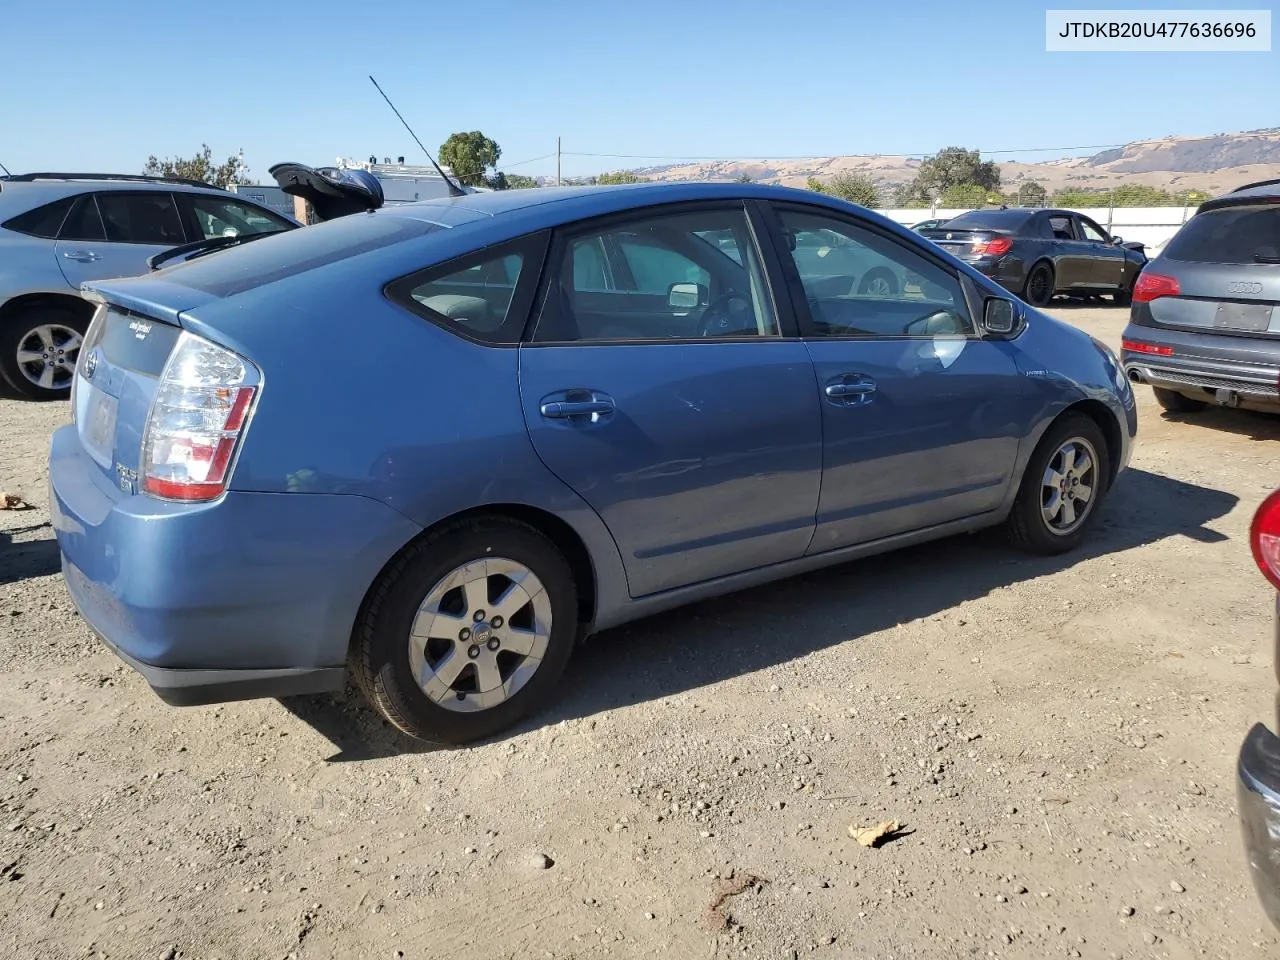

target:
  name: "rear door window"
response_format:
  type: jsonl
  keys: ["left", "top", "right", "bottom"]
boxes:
{"left": 1164, "top": 205, "right": 1280, "bottom": 265}
{"left": 60, "top": 195, "right": 107, "bottom": 242}
{"left": 97, "top": 192, "right": 186, "bottom": 245}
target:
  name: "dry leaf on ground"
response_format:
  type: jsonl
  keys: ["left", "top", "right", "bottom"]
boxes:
{"left": 849, "top": 820, "right": 902, "bottom": 847}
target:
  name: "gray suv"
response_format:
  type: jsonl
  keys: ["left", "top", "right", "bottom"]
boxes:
{"left": 0, "top": 173, "right": 295, "bottom": 400}
{"left": 1121, "top": 179, "right": 1280, "bottom": 416}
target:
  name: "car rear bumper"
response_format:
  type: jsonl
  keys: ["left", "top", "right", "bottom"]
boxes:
{"left": 1237, "top": 594, "right": 1280, "bottom": 930}
{"left": 1121, "top": 324, "right": 1280, "bottom": 410}
{"left": 48, "top": 424, "right": 422, "bottom": 705}
{"left": 964, "top": 256, "right": 1025, "bottom": 293}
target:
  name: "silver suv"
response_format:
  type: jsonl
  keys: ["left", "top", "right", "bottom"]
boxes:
{"left": 1121, "top": 178, "right": 1280, "bottom": 416}
{"left": 0, "top": 173, "right": 295, "bottom": 400}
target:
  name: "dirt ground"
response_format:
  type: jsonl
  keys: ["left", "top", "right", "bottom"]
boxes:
{"left": 2, "top": 304, "right": 1279, "bottom": 960}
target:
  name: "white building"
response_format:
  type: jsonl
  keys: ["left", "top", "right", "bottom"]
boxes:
{"left": 334, "top": 156, "right": 487, "bottom": 203}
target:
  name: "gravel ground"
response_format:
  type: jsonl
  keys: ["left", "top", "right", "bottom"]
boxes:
{"left": 2, "top": 304, "right": 1278, "bottom": 960}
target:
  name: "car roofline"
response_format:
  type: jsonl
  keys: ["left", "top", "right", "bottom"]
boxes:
{"left": 0, "top": 172, "right": 227, "bottom": 192}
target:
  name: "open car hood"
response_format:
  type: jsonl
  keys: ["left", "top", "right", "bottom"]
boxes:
{"left": 269, "top": 162, "right": 385, "bottom": 221}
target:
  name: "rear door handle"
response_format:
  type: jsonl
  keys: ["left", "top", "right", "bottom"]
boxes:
{"left": 62, "top": 250, "right": 102, "bottom": 263}
{"left": 539, "top": 392, "right": 616, "bottom": 420}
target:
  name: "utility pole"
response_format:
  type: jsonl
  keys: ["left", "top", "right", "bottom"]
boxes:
{"left": 556, "top": 137, "right": 561, "bottom": 187}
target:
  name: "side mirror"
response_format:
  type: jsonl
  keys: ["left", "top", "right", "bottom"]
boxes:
{"left": 668, "top": 281, "right": 707, "bottom": 310}
{"left": 983, "top": 297, "right": 1018, "bottom": 335}
{"left": 1112, "top": 235, "right": 1124, "bottom": 245}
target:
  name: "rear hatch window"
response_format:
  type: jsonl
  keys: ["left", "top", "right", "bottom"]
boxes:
{"left": 1164, "top": 204, "right": 1280, "bottom": 265}
{"left": 71, "top": 305, "right": 183, "bottom": 492}
{"left": 149, "top": 212, "right": 440, "bottom": 298}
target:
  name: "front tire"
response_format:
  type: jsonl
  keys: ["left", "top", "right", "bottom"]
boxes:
{"left": 0, "top": 304, "right": 88, "bottom": 401}
{"left": 352, "top": 517, "right": 580, "bottom": 745}
{"left": 1152, "top": 386, "right": 1208, "bottom": 414}
{"left": 1022, "top": 262, "right": 1055, "bottom": 308}
{"left": 1004, "top": 413, "right": 1111, "bottom": 556}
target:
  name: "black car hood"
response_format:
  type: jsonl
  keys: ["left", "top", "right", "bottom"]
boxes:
{"left": 268, "top": 162, "right": 385, "bottom": 221}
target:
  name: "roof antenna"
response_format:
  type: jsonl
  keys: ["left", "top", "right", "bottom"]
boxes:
{"left": 368, "top": 75, "right": 465, "bottom": 198}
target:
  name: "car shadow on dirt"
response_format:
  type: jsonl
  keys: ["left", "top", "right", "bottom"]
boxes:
{"left": 1157, "top": 407, "right": 1280, "bottom": 442}
{"left": 0, "top": 522, "right": 60, "bottom": 586}
{"left": 282, "top": 466, "right": 1237, "bottom": 760}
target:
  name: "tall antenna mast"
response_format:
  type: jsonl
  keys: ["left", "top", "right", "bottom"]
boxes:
{"left": 368, "top": 76, "right": 465, "bottom": 197}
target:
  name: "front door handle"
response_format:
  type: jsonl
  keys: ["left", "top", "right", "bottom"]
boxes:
{"left": 540, "top": 391, "right": 616, "bottom": 420}
{"left": 825, "top": 377, "right": 876, "bottom": 402}
{"left": 62, "top": 250, "right": 102, "bottom": 263}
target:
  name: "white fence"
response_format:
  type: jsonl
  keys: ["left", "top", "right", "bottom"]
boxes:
{"left": 878, "top": 206, "right": 1195, "bottom": 254}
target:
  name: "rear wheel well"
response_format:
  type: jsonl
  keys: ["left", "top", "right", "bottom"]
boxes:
{"left": 351, "top": 504, "right": 598, "bottom": 657}
{"left": 0, "top": 292, "right": 94, "bottom": 328}
{"left": 1057, "top": 399, "right": 1123, "bottom": 483}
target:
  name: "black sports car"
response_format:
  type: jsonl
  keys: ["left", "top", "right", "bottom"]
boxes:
{"left": 920, "top": 207, "right": 1148, "bottom": 307}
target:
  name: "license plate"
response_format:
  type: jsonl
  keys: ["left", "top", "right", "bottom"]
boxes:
{"left": 1212, "top": 301, "right": 1274, "bottom": 333}
{"left": 82, "top": 386, "right": 118, "bottom": 465}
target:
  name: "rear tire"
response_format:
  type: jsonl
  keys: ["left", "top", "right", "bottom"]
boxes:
{"left": 352, "top": 517, "right": 580, "bottom": 745}
{"left": 0, "top": 303, "right": 89, "bottom": 401}
{"left": 1152, "top": 387, "right": 1208, "bottom": 414}
{"left": 1022, "top": 262, "right": 1055, "bottom": 308}
{"left": 1004, "top": 413, "right": 1111, "bottom": 556}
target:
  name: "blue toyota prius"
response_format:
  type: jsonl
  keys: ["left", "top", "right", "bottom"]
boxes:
{"left": 48, "top": 181, "right": 1137, "bottom": 744}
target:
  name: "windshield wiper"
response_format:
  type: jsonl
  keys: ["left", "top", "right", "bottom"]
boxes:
{"left": 147, "top": 231, "right": 283, "bottom": 271}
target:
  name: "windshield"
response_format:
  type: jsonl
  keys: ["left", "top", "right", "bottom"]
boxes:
{"left": 1164, "top": 204, "right": 1280, "bottom": 265}
{"left": 937, "top": 209, "right": 1034, "bottom": 231}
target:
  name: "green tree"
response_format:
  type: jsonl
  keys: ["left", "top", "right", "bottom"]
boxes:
{"left": 1050, "top": 188, "right": 1112, "bottom": 208}
{"left": 1016, "top": 181, "right": 1047, "bottom": 206}
{"left": 898, "top": 146, "right": 1000, "bottom": 206}
{"left": 438, "top": 131, "right": 501, "bottom": 188}
{"left": 809, "top": 172, "right": 879, "bottom": 207}
{"left": 142, "top": 144, "right": 249, "bottom": 188}
{"left": 941, "top": 183, "right": 991, "bottom": 207}
{"left": 736, "top": 173, "right": 753, "bottom": 183}
{"left": 496, "top": 173, "right": 539, "bottom": 190}
{"left": 596, "top": 170, "right": 649, "bottom": 185}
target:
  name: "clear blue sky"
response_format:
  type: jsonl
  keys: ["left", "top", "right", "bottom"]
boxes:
{"left": 1, "top": 0, "right": 1275, "bottom": 181}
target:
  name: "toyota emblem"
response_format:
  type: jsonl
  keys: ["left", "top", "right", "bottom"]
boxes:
{"left": 82, "top": 348, "right": 100, "bottom": 380}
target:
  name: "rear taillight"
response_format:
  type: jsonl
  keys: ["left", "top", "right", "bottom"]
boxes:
{"left": 973, "top": 237, "right": 1013, "bottom": 256}
{"left": 140, "top": 332, "right": 260, "bottom": 502}
{"left": 1132, "top": 272, "right": 1180, "bottom": 303}
{"left": 1121, "top": 338, "right": 1174, "bottom": 357}
{"left": 1252, "top": 490, "right": 1280, "bottom": 591}
{"left": 70, "top": 303, "right": 109, "bottom": 423}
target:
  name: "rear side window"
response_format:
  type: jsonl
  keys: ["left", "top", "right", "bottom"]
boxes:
{"left": 387, "top": 231, "right": 549, "bottom": 345}
{"left": 2, "top": 196, "right": 74, "bottom": 238}
{"left": 1164, "top": 204, "right": 1280, "bottom": 265}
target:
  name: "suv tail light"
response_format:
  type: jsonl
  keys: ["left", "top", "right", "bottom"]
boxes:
{"left": 1121, "top": 338, "right": 1174, "bottom": 357}
{"left": 1132, "top": 272, "right": 1181, "bottom": 303}
{"left": 973, "top": 237, "right": 1013, "bottom": 256}
{"left": 140, "top": 332, "right": 261, "bottom": 502}
{"left": 1252, "top": 489, "right": 1280, "bottom": 591}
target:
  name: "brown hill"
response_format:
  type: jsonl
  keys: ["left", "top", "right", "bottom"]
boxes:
{"left": 624, "top": 128, "right": 1280, "bottom": 200}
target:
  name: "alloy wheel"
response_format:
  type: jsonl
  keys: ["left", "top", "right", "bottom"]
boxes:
{"left": 1040, "top": 437, "right": 1099, "bottom": 535}
{"left": 15, "top": 323, "right": 82, "bottom": 391}
{"left": 407, "top": 557, "right": 552, "bottom": 713}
